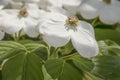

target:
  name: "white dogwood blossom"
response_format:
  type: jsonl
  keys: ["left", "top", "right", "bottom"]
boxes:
{"left": 79, "top": 0, "right": 120, "bottom": 24}
{"left": 38, "top": 12, "right": 99, "bottom": 58}
{"left": 0, "top": 5, "right": 44, "bottom": 38}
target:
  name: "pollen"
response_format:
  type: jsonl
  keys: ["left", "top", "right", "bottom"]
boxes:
{"left": 19, "top": 7, "right": 28, "bottom": 17}
{"left": 66, "top": 16, "right": 79, "bottom": 27}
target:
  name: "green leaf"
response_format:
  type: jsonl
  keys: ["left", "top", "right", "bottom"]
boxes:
{"left": 58, "top": 60, "right": 83, "bottom": 80}
{"left": 45, "top": 59, "right": 83, "bottom": 80}
{"left": 92, "top": 55, "right": 120, "bottom": 80}
{"left": 22, "top": 53, "right": 44, "bottom": 80}
{"left": 83, "top": 72, "right": 103, "bottom": 80}
{"left": 0, "top": 41, "right": 26, "bottom": 62}
{"left": 42, "top": 66, "right": 53, "bottom": 80}
{"left": 2, "top": 53, "right": 44, "bottom": 80}
{"left": 95, "top": 28, "right": 120, "bottom": 44}
{"left": 98, "top": 40, "right": 120, "bottom": 55}
{"left": 60, "top": 42, "right": 74, "bottom": 55}
{"left": 23, "top": 42, "right": 48, "bottom": 60}
{"left": 70, "top": 55, "right": 94, "bottom": 72}
{"left": 45, "top": 59, "right": 64, "bottom": 79}
{"left": 2, "top": 52, "right": 25, "bottom": 80}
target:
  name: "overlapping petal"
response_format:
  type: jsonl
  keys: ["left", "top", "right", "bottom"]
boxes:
{"left": 23, "top": 18, "right": 39, "bottom": 38}
{"left": 39, "top": 20, "right": 70, "bottom": 47}
{"left": 69, "top": 21, "right": 99, "bottom": 58}
{"left": 38, "top": 12, "right": 99, "bottom": 58}
{"left": 1, "top": 16, "right": 24, "bottom": 34}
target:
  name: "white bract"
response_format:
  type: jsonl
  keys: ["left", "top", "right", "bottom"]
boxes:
{"left": 38, "top": 12, "right": 99, "bottom": 58}
{"left": 79, "top": 0, "right": 120, "bottom": 24}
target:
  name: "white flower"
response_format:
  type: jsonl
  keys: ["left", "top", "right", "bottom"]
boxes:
{"left": 38, "top": 0, "right": 62, "bottom": 11}
{"left": 79, "top": 0, "right": 120, "bottom": 24}
{"left": 61, "top": 0, "right": 83, "bottom": 15}
{"left": 38, "top": 12, "right": 99, "bottom": 58}
{"left": 0, "top": 6, "right": 43, "bottom": 38}
{"left": 13, "top": 0, "right": 39, "bottom": 3}
{"left": 79, "top": 0, "right": 102, "bottom": 19}
{"left": 99, "top": 0, "right": 120, "bottom": 24}
{"left": 9, "top": 1, "right": 39, "bottom": 9}
{"left": 0, "top": 0, "right": 12, "bottom": 9}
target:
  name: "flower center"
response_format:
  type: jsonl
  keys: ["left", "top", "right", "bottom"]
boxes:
{"left": 66, "top": 16, "right": 79, "bottom": 27}
{"left": 18, "top": 1, "right": 28, "bottom": 17}
{"left": 103, "top": 0, "right": 111, "bottom": 4}
{"left": 19, "top": 7, "right": 28, "bottom": 17}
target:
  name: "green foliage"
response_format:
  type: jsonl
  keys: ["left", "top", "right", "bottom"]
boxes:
{"left": 0, "top": 41, "right": 45, "bottom": 80}
{"left": 0, "top": 36, "right": 120, "bottom": 80}
{"left": 92, "top": 55, "right": 120, "bottom": 80}
{"left": 95, "top": 28, "right": 120, "bottom": 44}
{"left": 98, "top": 40, "right": 120, "bottom": 56}
{"left": 45, "top": 59, "right": 83, "bottom": 80}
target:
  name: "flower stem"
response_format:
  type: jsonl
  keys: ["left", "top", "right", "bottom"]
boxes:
{"left": 49, "top": 48, "right": 60, "bottom": 59}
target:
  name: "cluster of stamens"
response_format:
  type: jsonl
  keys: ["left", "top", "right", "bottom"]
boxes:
{"left": 66, "top": 16, "right": 79, "bottom": 27}
{"left": 103, "top": 0, "right": 111, "bottom": 4}
{"left": 19, "top": 7, "right": 28, "bottom": 17}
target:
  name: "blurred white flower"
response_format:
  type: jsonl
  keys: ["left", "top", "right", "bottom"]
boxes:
{"left": 0, "top": 5, "right": 43, "bottom": 38}
{"left": 13, "top": 0, "right": 39, "bottom": 3}
{"left": 62, "top": 0, "right": 83, "bottom": 15}
{"left": 79, "top": 0, "right": 120, "bottom": 25}
{"left": 9, "top": 1, "right": 39, "bottom": 9}
{"left": 0, "top": 0, "right": 12, "bottom": 9}
{"left": 38, "top": 12, "right": 99, "bottom": 58}
{"left": 99, "top": 0, "right": 120, "bottom": 24}
{"left": 38, "top": 0, "right": 62, "bottom": 11}
{"left": 79, "top": 0, "right": 102, "bottom": 19}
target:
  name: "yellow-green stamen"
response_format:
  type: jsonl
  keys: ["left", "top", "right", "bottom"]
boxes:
{"left": 66, "top": 16, "right": 79, "bottom": 27}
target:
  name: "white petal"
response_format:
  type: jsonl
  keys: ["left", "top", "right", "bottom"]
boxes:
{"left": 62, "top": 0, "right": 82, "bottom": 15}
{"left": 1, "top": 16, "right": 24, "bottom": 34}
{"left": 24, "top": 18, "right": 39, "bottom": 38}
{"left": 69, "top": 21, "right": 99, "bottom": 58}
{"left": 0, "top": 5, "right": 3, "bottom": 9}
{"left": 47, "top": 0, "right": 62, "bottom": 7}
{"left": 0, "top": 31, "right": 4, "bottom": 40}
{"left": 28, "top": 10, "right": 40, "bottom": 19}
{"left": 77, "top": 21, "right": 95, "bottom": 38}
{"left": 99, "top": 5, "right": 120, "bottom": 24}
{"left": 48, "top": 7, "right": 73, "bottom": 16}
{"left": 45, "top": 12, "right": 67, "bottom": 22}
{"left": 39, "top": 20, "right": 70, "bottom": 47}
{"left": 79, "top": 0, "right": 102, "bottom": 19}
{"left": 62, "top": 0, "right": 82, "bottom": 7}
